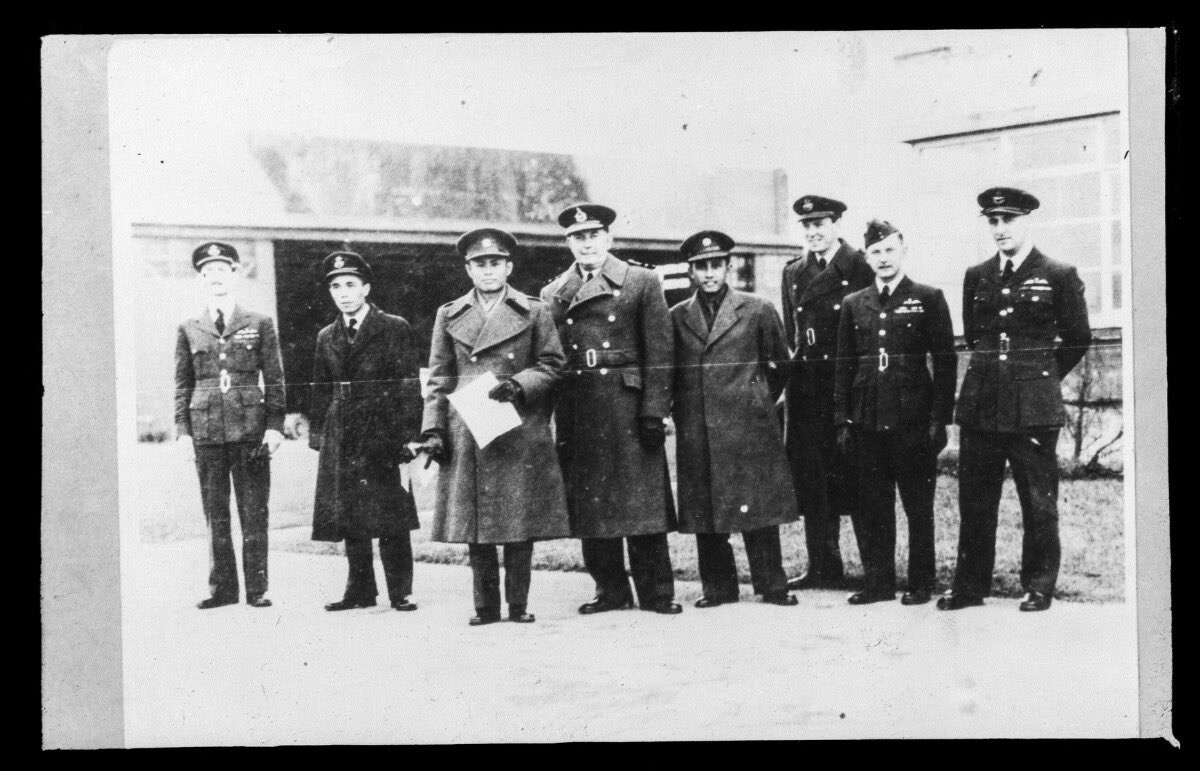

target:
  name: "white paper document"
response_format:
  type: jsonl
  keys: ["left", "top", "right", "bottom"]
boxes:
{"left": 445, "top": 371, "right": 522, "bottom": 449}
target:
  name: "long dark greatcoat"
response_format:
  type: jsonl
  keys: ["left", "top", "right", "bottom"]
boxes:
{"left": 670, "top": 290, "right": 799, "bottom": 534}
{"left": 422, "top": 289, "right": 571, "bottom": 544}
{"left": 540, "top": 255, "right": 676, "bottom": 538}
{"left": 309, "top": 304, "right": 422, "bottom": 541}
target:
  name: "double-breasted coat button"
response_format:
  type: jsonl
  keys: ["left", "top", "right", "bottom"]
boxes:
{"left": 880, "top": 312, "right": 887, "bottom": 319}
{"left": 507, "top": 353, "right": 515, "bottom": 359}
{"left": 572, "top": 344, "right": 579, "bottom": 350}
{"left": 999, "top": 354, "right": 1008, "bottom": 361}
{"left": 567, "top": 318, "right": 574, "bottom": 325}
{"left": 614, "top": 291, "right": 621, "bottom": 297}
{"left": 879, "top": 330, "right": 887, "bottom": 336}
{"left": 602, "top": 342, "right": 610, "bottom": 349}
{"left": 599, "top": 368, "right": 608, "bottom": 375}
{"left": 1042, "top": 371, "right": 1049, "bottom": 376}
{"left": 470, "top": 356, "right": 478, "bottom": 362}
{"left": 608, "top": 315, "right": 616, "bottom": 322}
{"left": 999, "top": 310, "right": 1008, "bottom": 316}
{"left": 842, "top": 280, "right": 849, "bottom": 286}
{"left": 1007, "top": 307, "right": 1015, "bottom": 313}
{"left": 1032, "top": 296, "right": 1040, "bottom": 302}
{"left": 833, "top": 303, "right": 840, "bottom": 310}
{"left": 739, "top": 504, "right": 749, "bottom": 513}
{"left": 219, "top": 353, "right": 227, "bottom": 360}
{"left": 1002, "top": 288, "right": 1011, "bottom": 295}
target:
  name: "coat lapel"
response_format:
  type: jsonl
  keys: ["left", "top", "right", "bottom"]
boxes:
{"left": 472, "top": 290, "right": 533, "bottom": 355}
{"left": 345, "top": 304, "right": 384, "bottom": 365}
{"left": 680, "top": 293, "right": 709, "bottom": 343}
{"left": 705, "top": 290, "right": 744, "bottom": 349}
{"left": 800, "top": 241, "right": 852, "bottom": 301}
{"left": 222, "top": 304, "right": 252, "bottom": 338}
{"left": 568, "top": 255, "right": 626, "bottom": 312}
{"left": 883, "top": 276, "right": 913, "bottom": 310}
{"left": 444, "top": 293, "right": 486, "bottom": 350}
{"left": 1009, "top": 248, "right": 1046, "bottom": 286}
{"left": 862, "top": 283, "right": 883, "bottom": 312}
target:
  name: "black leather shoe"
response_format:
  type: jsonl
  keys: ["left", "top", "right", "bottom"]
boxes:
{"left": 1018, "top": 591, "right": 1052, "bottom": 612}
{"left": 645, "top": 600, "right": 683, "bottom": 615}
{"left": 900, "top": 588, "right": 932, "bottom": 606}
{"left": 508, "top": 605, "right": 536, "bottom": 623}
{"left": 390, "top": 598, "right": 418, "bottom": 611}
{"left": 762, "top": 592, "right": 798, "bottom": 606}
{"left": 246, "top": 595, "right": 272, "bottom": 608}
{"left": 469, "top": 609, "right": 502, "bottom": 626}
{"left": 936, "top": 591, "right": 984, "bottom": 611}
{"left": 197, "top": 596, "right": 238, "bottom": 610}
{"left": 578, "top": 596, "right": 634, "bottom": 615}
{"left": 694, "top": 596, "right": 737, "bottom": 608}
{"left": 325, "top": 597, "right": 377, "bottom": 611}
{"left": 847, "top": 590, "right": 895, "bottom": 605}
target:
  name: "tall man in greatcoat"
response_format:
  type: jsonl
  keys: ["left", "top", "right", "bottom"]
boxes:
{"left": 670, "top": 231, "right": 799, "bottom": 609}
{"left": 834, "top": 220, "right": 957, "bottom": 607}
{"left": 784, "top": 195, "right": 875, "bottom": 590}
{"left": 939, "top": 187, "right": 1092, "bottom": 613}
{"left": 540, "top": 203, "right": 682, "bottom": 616}
{"left": 175, "top": 241, "right": 285, "bottom": 609}
{"left": 421, "top": 228, "right": 571, "bottom": 626}
{"left": 309, "top": 251, "right": 423, "bottom": 612}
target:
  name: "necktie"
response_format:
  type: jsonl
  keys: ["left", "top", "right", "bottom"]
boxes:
{"left": 215, "top": 309, "right": 225, "bottom": 335}
{"left": 817, "top": 256, "right": 827, "bottom": 271}
{"left": 1002, "top": 258, "right": 1014, "bottom": 283}
{"left": 879, "top": 286, "right": 891, "bottom": 306}
{"left": 584, "top": 270, "right": 595, "bottom": 283}
{"left": 347, "top": 317, "right": 358, "bottom": 341}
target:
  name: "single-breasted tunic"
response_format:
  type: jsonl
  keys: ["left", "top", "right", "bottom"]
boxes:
{"left": 539, "top": 255, "right": 676, "bottom": 538}
{"left": 310, "top": 304, "right": 422, "bottom": 541}
{"left": 422, "top": 289, "right": 571, "bottom": 544}
{"left": 670, "top": 290, "right": 799, "bottom": 534}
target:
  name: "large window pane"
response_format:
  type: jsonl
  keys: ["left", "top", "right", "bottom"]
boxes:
{"left": 1108, "top": 170, "right": 1123, "bottom": 216}
{"left": 915, "top": 138, "right": 1000, "bottom": 194}
{"left": 1112, "top": 270, "right": 1122, "bottom": 310}
{"left": 1033, "top": 222, "right": 1103, "bottom": 267}
{"left": 1011, "top": 124, "right": 1098, "bottom": 170}
{"left": 1078, "top": 268, "right": 1102, "bottom": 313}
{"left": 1102, "top": 113, "right": 1124, "bottom": 165}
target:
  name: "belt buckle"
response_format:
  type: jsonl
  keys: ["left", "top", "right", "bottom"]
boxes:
{"left": 878, "top": 351, "right": 889, "bottom": 372}
{"left": 806, "top": 328, "right": 816, "bottom": 346}
{"left": 585, "top": 349, "right": 598, "bottom": 368}
{"left": 219, "top": 370, "right": 231, "bottom": 394}
{"left": 999, "top": 333, "right": 1010, "bottom": 353}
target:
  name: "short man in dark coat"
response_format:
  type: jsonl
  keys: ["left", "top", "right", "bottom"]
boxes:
{"left": 834, "top": 220, "right": 957, "bottom": 606}
{"left": 669, "top": 230, "right": 799, "bottom": 608}
{"left": 938, "top": 187, "right": 1092, "bottom": 612}
{"left": 309, "top": 251, "right": 423, "bottom": 612}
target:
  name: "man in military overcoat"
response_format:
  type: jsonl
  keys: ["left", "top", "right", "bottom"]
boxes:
{"left": 309, "top": 251, "right": 423, "bottom": 612}
{"left": 834, "top": 220, "right": 957, "bottom": 606}
{"left": 938, "top": 187, "right": 1092, "bottom": 613}
{"left": 175, "top": 241, "right": 285, "bottom": 609}
{"left": 784, "top": 195, "right": 875, "bottom": 590}
{"left": 540, "top": 204, "right": 682, "bottom": 616}
{"left": 670, "top": 231, "right": 798, "bottom": 609}
{"left": 421, "top": 228, "right": 571, "bottom": 626}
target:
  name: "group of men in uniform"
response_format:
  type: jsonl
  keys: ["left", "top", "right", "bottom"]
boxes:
{"left": 174, "top": 185, "right": 1091, "bottom": 621}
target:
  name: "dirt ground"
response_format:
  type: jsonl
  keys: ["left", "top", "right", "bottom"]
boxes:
{"left": 120, "top": 540, "right": 1138, "bottom": 745}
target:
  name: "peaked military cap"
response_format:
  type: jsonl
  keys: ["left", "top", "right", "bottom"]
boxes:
{"left": 192, "top": 241, "right": 239, "bottom": 271}
{"left": 680, "top": 230, "right": 736, "bottom": 262}
{"left": 557, "top": 203, "right": 617, "bottom": 235}
{"left": 792, "top": 195, "right": 848, "bottom": 221}
{"left": 978, "top": 186, "right": 1040, "bottom": 216}
{"left": 321, "top": 251, "right": 373, "bottom": 284}
{"left": 863, "top": 219, "right": 901, "bottom": 249}
{"left": 457, "top": 228, "right": 517, "bottom": 261}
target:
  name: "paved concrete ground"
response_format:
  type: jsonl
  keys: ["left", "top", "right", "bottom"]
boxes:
{"left": 122, "top": 540, "right": 1139, "bottom": 745}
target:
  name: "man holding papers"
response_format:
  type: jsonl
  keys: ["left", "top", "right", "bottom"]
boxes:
{"left": 420, "top": 228, "right": 571, "bottom": 626}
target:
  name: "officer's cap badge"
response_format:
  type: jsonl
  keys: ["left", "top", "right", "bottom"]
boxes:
{"left": 702, "top": 237, "right": 712, "bottom": 247}
{"left": 333, "top": 255, "right": 345, "bottom": 269}
{"left": 993, "top": 194, "right": 1005, "bottom": 205}
{"left": 802, "top": 199, "right": 813, "bottom": 211}
{"left": 574, "top": 208, "right": 588, "bottom": 222}
{"left": 207, "top": 244, "right": 222, "bottom": 257}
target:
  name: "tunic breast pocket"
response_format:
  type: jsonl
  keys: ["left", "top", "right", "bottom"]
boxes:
{"left": 1014, "top": 287, "right": 1055, "bottom": 323}
{"left": 237, "top": 386, "right": 267, "bottom": 437}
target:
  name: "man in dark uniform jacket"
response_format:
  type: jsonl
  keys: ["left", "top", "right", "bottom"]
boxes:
{"left": 309, "top": 251, "right": 423, "bottom": 612}
{"left": 784, "top": 195, "right": 875, "bottom": 590}
{"left": 834, "top": 220, "right": 957, "bottom": 606}
{"left": 540, "top": 204, "right": 682, "bottom": 616}
{"left": 175, "top": 241, "right": 285, "bottom": 609}
{"left": 938, "top": 187, "right": 1092, "bottom": 613}
{"left": 421, "top": 228, "right": 571, "bottom": 626}
{"left": 670, "top": 231, "right": 798, "bottom": 608}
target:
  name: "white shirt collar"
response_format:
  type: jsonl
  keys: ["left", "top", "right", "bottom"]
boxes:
{"left": 343, "top": 304, "right": 369, "bottom": 328}
{"left": 208, "top": 298, "right": 236, "bottom": 325}
{"left": 1002, "top": 240, "right": 1034, "bottom": 271}
{"left": 814, "top": 239, "right": 842, "bottom": 262}
{"left": 876, "top": 272, "right": 906, "bottom": 295}
{"left": 475, "top": 285, "right": 507, "bottom": 313}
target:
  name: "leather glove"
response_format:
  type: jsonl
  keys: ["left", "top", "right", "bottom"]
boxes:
{"left": 487, "top": 376, "right": 523, "bottom": 404}
{"left": 929, "top": 423, "right": 949, "bottom": 455}
{"left": 837, "top": 425, "right": 855, "bottom": 457}
{"left": 420, "top": 431, "right": 449, "bottom": 466}
{"left": 638, "top": 417, "right": 666, "bottom": 451}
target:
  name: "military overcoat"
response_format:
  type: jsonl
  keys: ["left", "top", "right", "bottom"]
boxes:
{"left": 670, "top": 290, "right": 799, "bottom": 534}
{"left": 174, "top": 305, "right": 285, "bottom": 444}
{"left": 309, "top": 304, "right": 422, "bottom": 541}
{"left": 422, "top": 289, "right": 571, "bottom": 544}
{"left": 955, "top": 248, "right": 1092, "bottom": 432}
{"left": 834, "top": 277, "right": 958, "bottom": 431}
{"left": 539, "top": 255, "right": 676, "bottom": 538}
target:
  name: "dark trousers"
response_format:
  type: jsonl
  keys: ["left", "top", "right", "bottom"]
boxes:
{"left": 194, "top": 441, "right": 269, "bottom": 600}
{"left": 953, "top": 428, "right": 1061, "bottom": 597}
{"left": 343, "top": 532, "right": 414, "bottom": 602}
{"left": 468, "top": 542, "right": 533, "bottom": 611}
{"left": 790, "top": 419, "right": 857, "bottom": 579}
{"left": 696, "top": 526, "right": 787, "bottom": 600}
{"left": 581, "top": 534, "right": 674, "bottom": 607}
{"left": 852, "top": 428, "right": 937, "bottom": 594}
